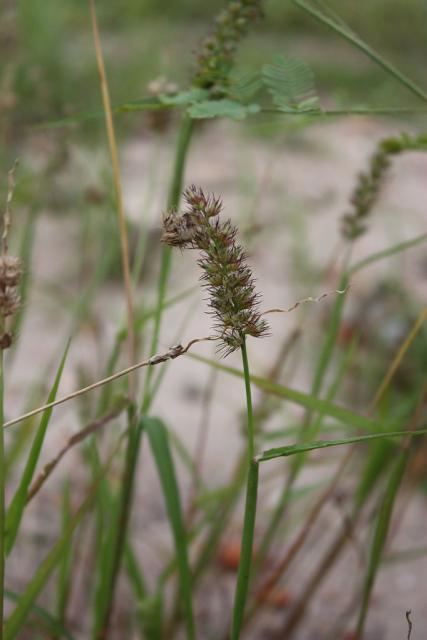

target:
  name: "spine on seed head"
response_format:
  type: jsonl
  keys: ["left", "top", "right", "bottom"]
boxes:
{"left": 162, "top": 185, "right": 269, "bottom": 356}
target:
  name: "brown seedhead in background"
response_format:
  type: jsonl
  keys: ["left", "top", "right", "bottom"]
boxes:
{"left": 193, "top": 0, "right": 264, "bottom": 93}
{"left": 0, "top": 161, "right": 22, "bottom": 349}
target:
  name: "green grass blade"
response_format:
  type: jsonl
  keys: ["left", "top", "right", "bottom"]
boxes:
{"left": 292, "top": 0, "right": 427, "bottom": 103}
{"left": 56, "top": 480, "right": 73, "bottom": 626}
{"left": 4, "top": 486, "right": 91, "bottom": 640}
{"left": 355, "top": 450, "right": 408, "bottom": 636}
{"left": 145, "top": 417, "right": 195, "bottom": 640}
{"left": 141, "top": 114, "right": 194, "bottom": 411}
{"left": 230, "top": 461, "right": 259, "bottom": 640}
{"left": 5, "top": 340, "right": 70, "bottom": 555}
{"left": 349, "top": 232, "right": 427, "bottom": 275}
{"left": 188, "top": 353, "right": 379, "bottom": 432}
{"left": 4, "top": 435, "right": 123, "bottom": 640}
{"left": 354, "top": 436, "right": 394, "bottom": 511}
{"left": 4, "top": 590, "right": 76, "bottom": 640}
{"left": 256, "top": 428, "right": 427, "bottom": 462}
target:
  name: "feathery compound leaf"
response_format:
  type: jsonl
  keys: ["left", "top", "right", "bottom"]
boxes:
{"left": 262, "top": 55, "right": 319, "bottom": 111}
{"left": 228, "top": 70, "right": 263, "bottom": 103}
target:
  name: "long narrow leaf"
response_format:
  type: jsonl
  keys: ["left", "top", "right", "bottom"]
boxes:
{"left": 57, "top": 480, "right": 73, "bottom": 625}
{"left": 4, "top": 486, "right": 90, "bottom": 640}
{"left": 4, "top": 590, "right": 75, "bottom": 640}
{"left": 145, "top": 417, "right": 195, "bottom": 640}
{"left": 4, "top": 436, "right": 123, "bottom": 640}
{"left": 256, "top": 428, "right": 427, "bottom": 462}
{"left": 356, "top": 450, "right": 408, "bottom": 635}
{"left": 5, "top": 340, "right": 70, "bottom": 554}
{"left": 189, "top": 353, "right": 379, "bottom": 432}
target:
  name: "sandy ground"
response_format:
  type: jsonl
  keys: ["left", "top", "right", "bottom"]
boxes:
{"left": 4, "top": 116, "right": 427, "bottom": 639}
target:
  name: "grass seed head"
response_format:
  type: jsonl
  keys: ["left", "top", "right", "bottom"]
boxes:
{"left": 162, "top": 185, "right": 269, "bottom": 355}
{"left": 193, "top": 0, "right": 264, "bottom": 93}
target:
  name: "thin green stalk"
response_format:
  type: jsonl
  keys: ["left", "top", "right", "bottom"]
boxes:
{"left": 95, "top": 114, "right": 195, "bottom": 637}
{"left": 230, "top": 461, "right": 259, "bottom": 640}
{"left": 241, "top": 339, "right": 255, "bottom": 461}
{"left": 292, "top": 0, "right": 427, "bottom": 104}
{"left": 142, "top": 113, "right": 194, "bottom": 411}
{"left": 230, "top": 339, "right": 259, "bottom": 639}
{"left": 0, "top": 351, "right": 4, "bottom": 639}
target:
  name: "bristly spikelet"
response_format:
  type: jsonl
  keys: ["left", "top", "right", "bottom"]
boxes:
{"left": 341, "top": 133, "right": 427, "bottom": 241}
{"left": 162, "top": 185, "right": 269, "bottom": 356}
{"left": 193, "top": 0, "right": 264, "bottom": 93}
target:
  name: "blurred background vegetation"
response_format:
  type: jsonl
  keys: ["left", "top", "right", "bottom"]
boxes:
{"left": 1, "top": 0, "right": 427, "bottom": 142}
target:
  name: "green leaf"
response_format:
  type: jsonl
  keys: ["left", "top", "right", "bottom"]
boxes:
{"left": 158, "top": 88, "right": 209, "bottom": 106}
{"left": 56, "top": 480, "right": 73, "bottom": 624}
{"left": 145, "top": 417, "right": 195, "bottom": 640}
{"left": 5, "top": 340, "right": 71, "bottom": 555}
{"left": 187, "top": 99, "right": 260, "bottom": 120}
{"left": 257, "top": 428, "right": 427, "bottom": 463}
{"left": 4, "top": 487, "right": 91, "bottom": 640}
{"left": 228, "top": 70, "right": 263, "bottom": 103}
{"left": 4, "top": 590, "right": 76, "bottom": 640}
{"left": 262, "top": 55, "right": 319, "bottom": 110}
{"left": 356, "top": 451, "right": 408, "bottom": 635}
{"left": 188, "top": 353, "right": 380, "bottom": 432}
{"left": 138, "top": 592, "right": 164, "bottom": 640}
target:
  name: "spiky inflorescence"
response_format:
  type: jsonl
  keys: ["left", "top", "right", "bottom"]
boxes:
{"left": 341, "top": 133, "right": 427, "bottom": 241}
{"left": 193, "top": 0, "right": 264, "bottom": 93}
{"left": 162, "top": 185, "right": 269, "bottom": 356}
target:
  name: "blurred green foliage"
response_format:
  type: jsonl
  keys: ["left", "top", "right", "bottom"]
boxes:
{"left": 1, "top": 0, "right": 426, "bottom": 137}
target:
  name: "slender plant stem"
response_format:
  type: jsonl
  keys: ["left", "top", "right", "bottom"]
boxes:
{"left": 230, "top": 338, "right": 258, "bottom": 639}
{"left": 0, "top": 351, "right": 4, "bottom": 639}
{"left": 241, "top": 339, "right": 255, "bottom": 461}
{"left": 96, "top": 114, "right": 195, "bottom": 637}
{"left": 292, "top": 0, "right": 427, "bottom": 104}
{"left": 142, "top": 114, "right": 194, "bottom": 411}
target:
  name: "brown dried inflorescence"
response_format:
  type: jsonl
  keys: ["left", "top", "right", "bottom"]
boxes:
{"left": 0, "top": 163, "right": 22, "bottom": 349}
{"left": 162, "top": 185, "right": 269, "bottom": 355}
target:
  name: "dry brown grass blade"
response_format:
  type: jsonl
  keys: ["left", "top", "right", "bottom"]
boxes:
{"left": 3, "top": 337, "right": 214, "bottom": 430}
{"left": 88, "top": 0, "right": 136, "bottom": 398}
